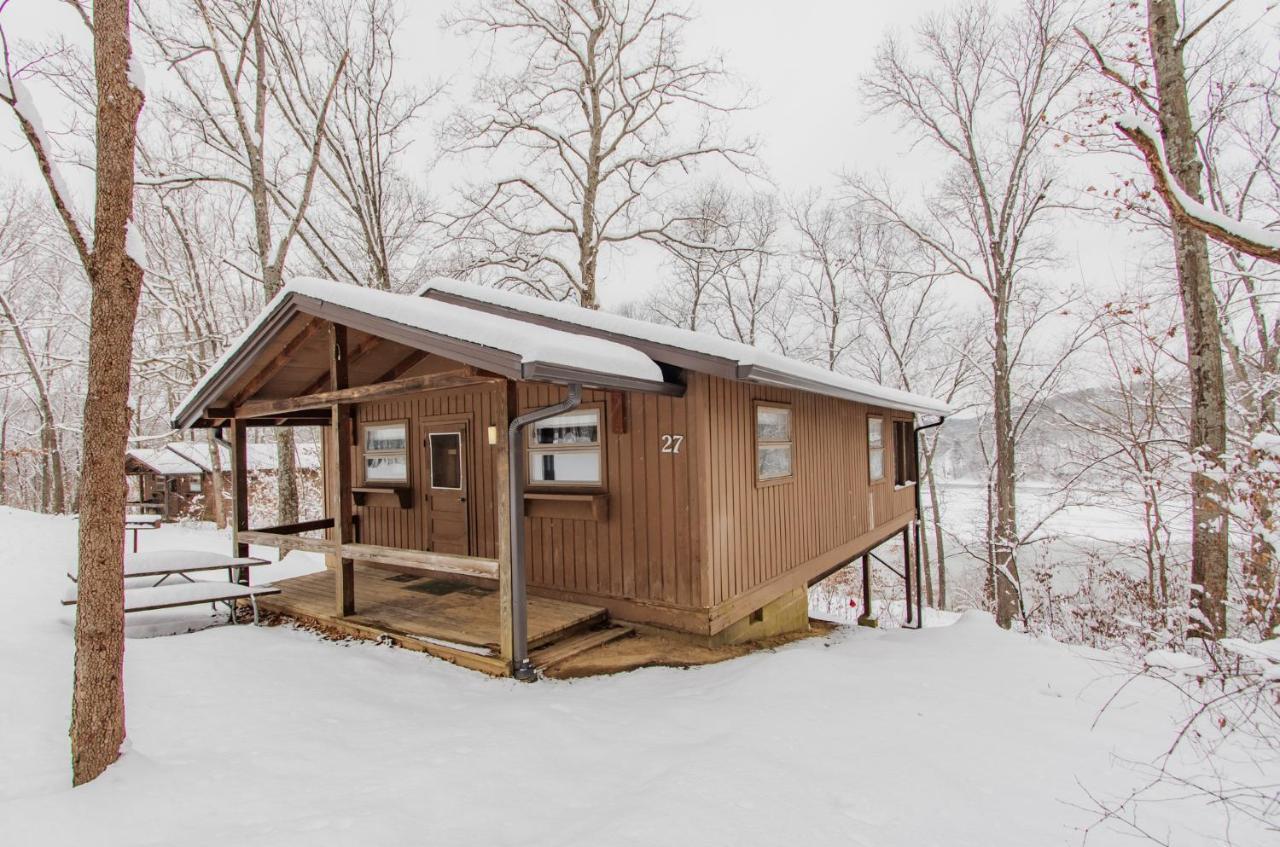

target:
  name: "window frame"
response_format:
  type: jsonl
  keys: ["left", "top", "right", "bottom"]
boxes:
{"left": 526, "top": 402, "right": 606, "bottom": 491}
{"left": 893, "top": 417, "right": 918, "bottom": 488}
{"left": 428, "top": 430, "right": 465, "bottom": 491}
{"left": 359, "top": 418, "right": 410, "bottom": 487}
{"left": 867, "top": 413, "right": 886, "bottom": 484}
{"left": 754, "top": 400, "right": 795, "bottom": 487}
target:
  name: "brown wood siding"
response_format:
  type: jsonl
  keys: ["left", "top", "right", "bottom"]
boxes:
{"left": 689, "top": 373, "right": 917, "bottom": 609}
{"left": 354, "top": 383, "right": 503, "bottom": 559}
{"left": 515, "top": 383, "right": 702, "bottom": 610}
{"left": 334, "top": 370, "right": 915, "bottom": 635}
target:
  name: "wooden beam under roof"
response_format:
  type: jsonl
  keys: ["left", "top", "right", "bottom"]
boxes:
{"left": 297, "top": 331, "right": 387, "bottom": 397}
{"left": 228, "top": 317, "right": 323, "bottom": 407}
{"left": 233, "top": 367, "right": 499, "bottom": 419}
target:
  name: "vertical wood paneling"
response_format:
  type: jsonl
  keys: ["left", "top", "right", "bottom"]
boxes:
{"left": 340, "top": 367, "right": 913, "bottom": 624}
{"left": 697, "top": 375, "right": 915, "bottom": 607}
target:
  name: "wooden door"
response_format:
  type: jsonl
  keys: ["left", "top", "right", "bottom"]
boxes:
{"left": 422, "top": 420, "right": 469, "bottom": 555}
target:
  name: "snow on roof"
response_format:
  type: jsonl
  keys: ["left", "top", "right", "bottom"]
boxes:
{"left": 126, "top": 447, "right": 204, "bottom": 476}
{"left": 165, "top": 441, "right": 321, "bottom": 473}
{"left": 129, "top": 442, "right": 321, "bottom": 475}
{"left": 177, "top": 278, "right": 666, "bottom": 423}
{"left": 415, "top": 278, "right": 953, "bottom": 416}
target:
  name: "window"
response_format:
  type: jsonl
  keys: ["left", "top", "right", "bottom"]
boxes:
{"left": 528, "top": 408, "right": 601, "bottom": 486}
{"left": 429, "top": 432, "right": 463, "bottom": 489}
{"left": 894, "top": 420, "right": 918, "bottom": 486}
{"left": 362, "top": 421, "right": 408, "bottom": 484}
{"left": 756, "top": 403, "right": 793, "bottom": 483}
{"left": 868, "top": 415, "right": 885, "bottom": 482}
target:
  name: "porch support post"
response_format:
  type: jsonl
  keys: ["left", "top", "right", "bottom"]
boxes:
{"left": 327, "top": 322, "right": 355, "bottom": 617}
{"left": 495, "top": 381, "right": 517, "bottom": 670}
{"left": 857, "top": 552, "right": 876, "bottom": 627}
{"left": 230, "top": 418, "right": 250, "bottom": 581}
{"left": 902, "top": 524, "right": 914, "bottom": 626}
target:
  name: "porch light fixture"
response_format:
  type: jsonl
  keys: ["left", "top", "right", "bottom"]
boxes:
{"left": 487, "top": 425, "right": 499, "bottom": 446}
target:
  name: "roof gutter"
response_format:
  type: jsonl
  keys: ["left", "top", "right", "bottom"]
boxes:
{"left": 740, "top": 364, "right": 951, "bottom": 418}
{"left": 506, "top": 383, "right": 583, "bottom": 681}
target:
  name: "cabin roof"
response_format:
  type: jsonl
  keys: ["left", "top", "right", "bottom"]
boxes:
{"left": 125, "top": 447, "right": 204, "bottom": 476}
{"left": 416, "top": 278, "right": 952, "bottom": 417}
{"left": 127, "top": 442, "right": 322, "bottom": 474}
{"left": 173, "top": 278, "right": 673, "bottom": 429}
{"left": 164, "top": 440, "right": 321, "bottom": 473}
{"left": 175, "top": 276, "right": 951, "bottom": 430}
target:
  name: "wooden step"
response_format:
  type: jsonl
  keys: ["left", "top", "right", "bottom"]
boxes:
{"left": 530, "top": 624, "right": 635, "bottom": 670}
{"left": 525, "top": 606, "right": 609, "bottom": 651}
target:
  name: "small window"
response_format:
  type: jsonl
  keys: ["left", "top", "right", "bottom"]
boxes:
{"left": 756, "top": 403, "right": 793, "bottom": 482}
{"left": 894, "top": 420, "right": 917, "bottom": 486}
{"left": 868, "top": 415, "right": 885, "bottom": 482}
{"left": 430, "top": 432, "right": 463, "bottom": 489}
{"left": 362, "top": 421, "right": 408, "bottom": 484}
{"left": 528, "top": 408, "right": 601, "bottom": 486}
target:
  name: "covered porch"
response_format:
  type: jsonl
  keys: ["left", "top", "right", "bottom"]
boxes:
{"left": 173, "top": 279, "right": 672, "bottom": 677}
{"left": 256, "top": 563, "right": 619, "bottom": 676}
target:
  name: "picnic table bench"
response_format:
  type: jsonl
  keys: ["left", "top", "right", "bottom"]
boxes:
{"left": 63, "top": 550, "right": 279, "bottom": 625}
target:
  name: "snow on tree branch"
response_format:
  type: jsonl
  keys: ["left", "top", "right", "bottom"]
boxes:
{"left": 1115, "top": 114, "right": 1280, "bottom": 264}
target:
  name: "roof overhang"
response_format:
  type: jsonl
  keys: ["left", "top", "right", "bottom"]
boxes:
{"left": 174, "top": 288, "right": 681, "bottom": 430}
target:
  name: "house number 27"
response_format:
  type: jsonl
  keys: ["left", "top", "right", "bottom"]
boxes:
{"left": 660, "top": 434, "right": 684, "bottom": 454}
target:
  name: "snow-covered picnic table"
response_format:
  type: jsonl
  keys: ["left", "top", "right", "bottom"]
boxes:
{"left": 62, "top": 550, "right": 279, "bottom": 625}
{"left": 124, "top": 513, "right": 162, "bottom": 553}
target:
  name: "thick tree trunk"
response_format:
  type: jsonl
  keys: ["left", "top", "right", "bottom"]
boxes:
{"left": 1146, "top": 0, "right": 1230, "bottom": 639}
{"left": 71, "top": 0, "right": 144, "bottom": 786}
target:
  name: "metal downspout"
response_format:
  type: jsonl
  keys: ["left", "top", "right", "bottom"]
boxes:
{"left": 912, "top": 416, "right": 946, "bottom": 630}
{"left": 507, "top": 383, "right": 583, "bottom": 680}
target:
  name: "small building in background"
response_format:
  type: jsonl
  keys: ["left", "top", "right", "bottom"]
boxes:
{"left": 125, "top": 441, "right": 319, "bottom": 522}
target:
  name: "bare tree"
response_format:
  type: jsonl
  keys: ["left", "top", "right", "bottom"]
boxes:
{"left": 2, "top": 0, "right": 147, "bottom": 783}
{"left": 842, "top": 240, "right": 982, "bottom": 609}
{"left": 849, "top": 0, "right": 1087, "bottom": 627}
{"left": 0, "top": 192, "right": 70, "bottom": 513}
{"left": 137, "top": 0, "right": 347, "bottom": 525}
{"left": 712, "top": 190, "right": 786, "bottom": 348}
{"left": 442, "top": 0, "right": 753, "bottom": 306}
{"left": 265, "top": 0, "right": 439, "bottom": 291}
{"left": 1077, "top": 1, "right": 1254, "bottom": 638}
{"left": 645, "top": 179, "right": 749, "bottom": 330}
{"left": 787, "top": 191, "right": 866, "bottom": 371}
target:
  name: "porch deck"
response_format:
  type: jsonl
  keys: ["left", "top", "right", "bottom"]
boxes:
{"left": 256, "top": 563, "right": 611, "bottom": 675}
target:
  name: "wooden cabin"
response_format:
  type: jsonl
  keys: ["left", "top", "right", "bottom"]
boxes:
{"left": 125, "top": 441, "right": 319, "bottom": 521}
{"left": 173, "top": 278, "right": 949, "bottom": 677}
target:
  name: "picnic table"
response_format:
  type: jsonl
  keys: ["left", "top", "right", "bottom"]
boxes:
{"left": 124, "top": 513, "right": 162, "bottom": 553}
{"left": 64, "top": 550, "right": 278, "bottom": 625}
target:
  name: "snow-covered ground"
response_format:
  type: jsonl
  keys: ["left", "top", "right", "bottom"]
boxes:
{"left": 1, "top": 507, "right": 1272, "bottom": 846}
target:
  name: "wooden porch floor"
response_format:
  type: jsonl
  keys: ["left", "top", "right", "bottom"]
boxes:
{"left": 256, "top": 563, "right": 611, "bottom": 674}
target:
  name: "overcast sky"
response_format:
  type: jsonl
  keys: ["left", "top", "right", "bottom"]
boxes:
{"left": 0, "top": 0, "right": 1185, "bottom": 309}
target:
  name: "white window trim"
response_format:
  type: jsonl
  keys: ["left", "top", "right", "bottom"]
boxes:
{"left": 361, "top": 420, "right": 409, "bottom": 486}
{"left": 527, "top": 406, "right": 604, "bottom": 488}
{"left": 755, "top": 401, "right": 794, "bottom": 485}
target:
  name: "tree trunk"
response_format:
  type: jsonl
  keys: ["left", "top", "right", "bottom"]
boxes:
{"left": 1146, "top": 0, "right": 1230, "bottom": 639}
{"left": 991, "top": 305, "right": 1021, "bottom": 628}
{"left": 0, "top": 291, "right": 66, "bottom": 513}
{"left": 205, "top": 428, "right": 227, "bottom": 529}
{"left": 923, "top": 443, "right": 947, "bottom": 610}
{"left": 71, "top": 0, "right": 144, "bottom": 786}
{"left": 0, "top": 415, "right": 8, "bottom": 506}
{"left": 275, "top": 429, "right": 299, "bottom": 525}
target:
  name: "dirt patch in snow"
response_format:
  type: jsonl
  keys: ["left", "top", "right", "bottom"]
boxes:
{"left": 545, "top": 619, "right": 839, "bottom": 679}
